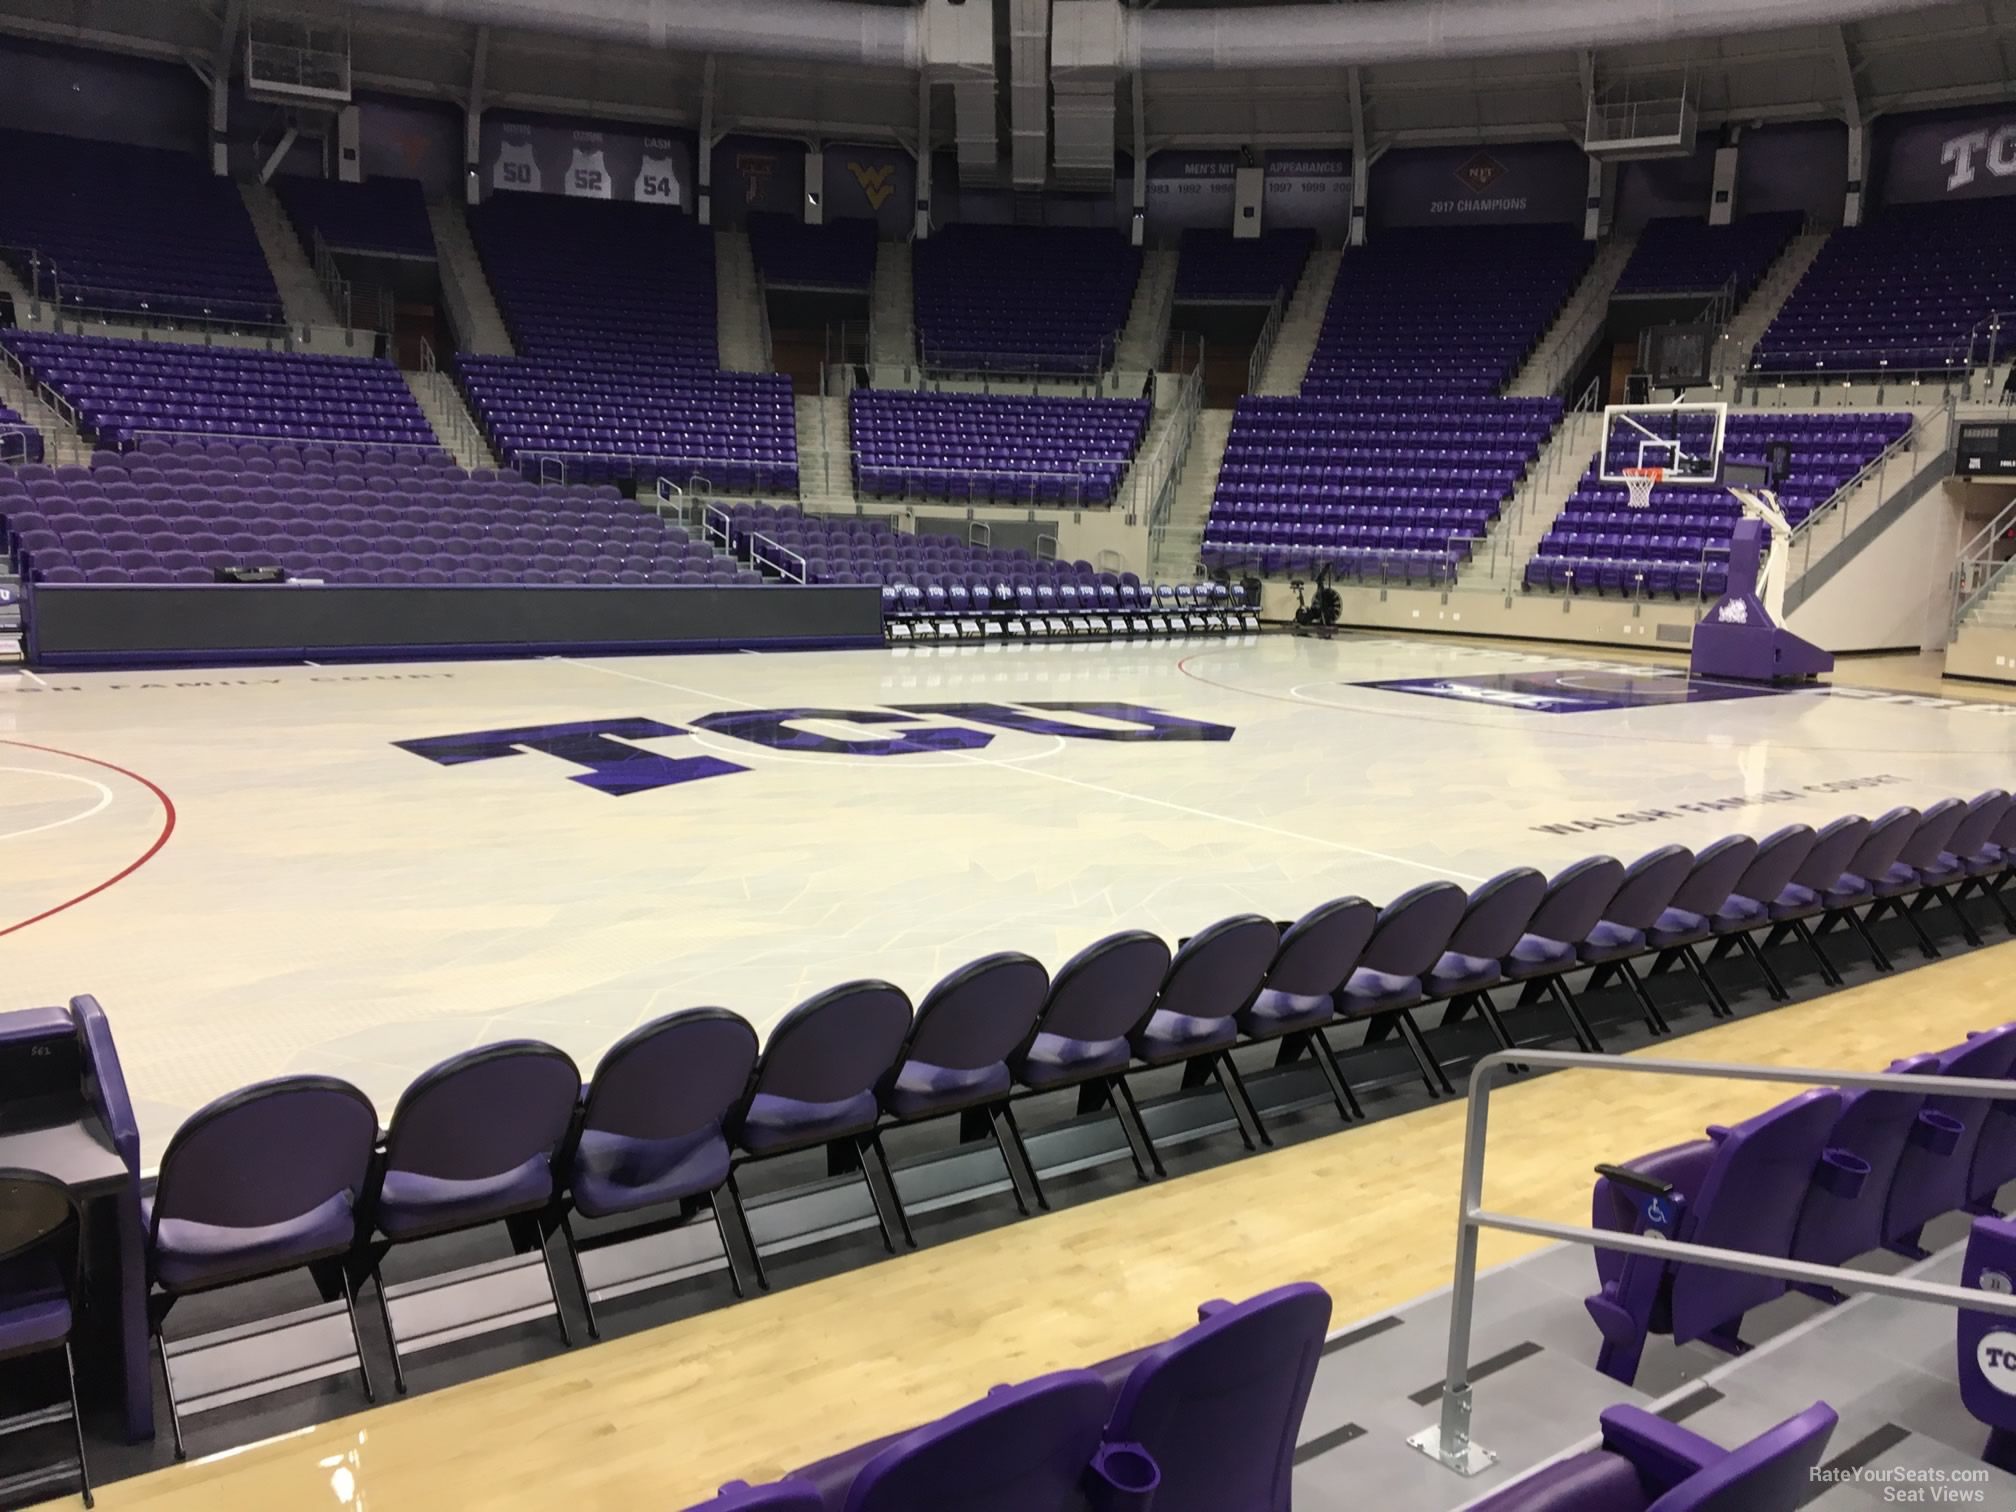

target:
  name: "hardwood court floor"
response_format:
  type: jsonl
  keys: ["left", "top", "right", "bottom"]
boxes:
{"left": 64, "top": 939, "right": 2016, "bottom": 1511}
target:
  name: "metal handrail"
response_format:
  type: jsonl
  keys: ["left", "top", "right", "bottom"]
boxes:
{"left": 1952, "top": 493, "right": 2016, "bottom": 631}
{"left": 1416, "top": 1048, "right": 2016, "bottom": 1475}
{"left": 1785, "top": 411, "right": 1924, "bottom": 549}
{"left": 1246, "top": 288, "right": 1288, "bottom": 399}
{"left": 1142, "top": 347, "right": 1207, "bottom": 557}
{"left": 917, "top": 334, "right": 1119, "bottom": 381}
{"left": 747, "top": 529, "right": 805, "bottom": 582}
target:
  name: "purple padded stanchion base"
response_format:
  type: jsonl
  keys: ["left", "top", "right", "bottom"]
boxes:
{"left": 1690, "top": 619, "right": 1833, "bottom": 685}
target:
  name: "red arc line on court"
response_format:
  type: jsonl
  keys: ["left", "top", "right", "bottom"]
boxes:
{"left": 0, "top": 738, "right": 177, "bottom": 938}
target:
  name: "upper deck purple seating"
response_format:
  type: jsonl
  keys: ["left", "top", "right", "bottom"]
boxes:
{"left": 5, "top": 330, "right": 436, "bottom": 450}
{"left": 275, "top": 175, "right": 435, "bottom": 259}
{"left": 1613, "top": 212, "right": 1801, "bottom": 301}
{"left": 0, "top": 438, "right": 742, "bottom": 587}
{"left": 1525, "top": 411, "right": 1911, "bottom": 598}
{"left": 747, "top": 213, "right": 877, "bottom": 292}
{"left": 849, "top": 390, "right": 1149, "bottom": 505}
{"left": 1754, "top": 198, "right": 2016, "bottom": 372}
{"left": 0, "top": 129, "right": 281, "bottom": 326}
{"left": 1201, "top": 395, "right": 1563, "bottom": 583}
{"left": 456, "top": 356, "right": 797, "bottom": 490}
{"left": 470, "top": 193, "right": 716, "bottom": 367}
{"left": 913, "top": 225, "right": 1142, "bottom": 375}
{"left": 1173, "top": 228, "right": 1315, "bottom": 303}
{"left": 1301, "top": 225, "right": 1592, "bottom": 400}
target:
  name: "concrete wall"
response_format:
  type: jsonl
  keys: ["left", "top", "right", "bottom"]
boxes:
{"left": 1786, "top": 478, "right": 1969, "bottom": 653}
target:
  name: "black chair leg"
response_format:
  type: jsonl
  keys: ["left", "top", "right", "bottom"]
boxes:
{"left": 335, "top": 1265, "right": 378, "bottom": 1396}
{"left": 720, "top": 1171, "right": 768, "bottom": 1293}
{"left": 1897, "top": 894, "right": 1941, "bottom": 959}
{"left": 855, "top": 1133, "right": 915, "bottom": 1252}
{"left": 63, "top": 1342, "right": 92, "bottom": 1509}
{"left": 531, "top": 1218, "right": 573, "bottom": 1346}
{"left": 1680, "top": 944, "right": 1732, "bottom": 1018}
{"left": 1986, "top": 877, "right": 2016, "bottom": 932}
{"left": 1936, "top": 884, "right": 1985, "bottom": 946}
{"left": 156, "top": 1331, "right": 188, "bottom": 1460}
{"left": 371, "top": 1265, "right": 408, "bottom": 1395}
{"left": 1844, "top": 906, "right": 1894, "bottom": 972}
{"left": 1214, "top": 1053, "right": 1271, "bottom": 1149}
{"left": 1790, "top": 917, "right": 1842, "bottom": 986}
{"left": 1388, "top": 1011, "right": 1454, "bottom": 1096}
{"left": 553, "top": 1213, "right": 599, "bottom": 1340}
{"left": 1437, "top": 995, "right": 1474, "bottom": 1029}
{"left": 1616, "top": 959, "right": 1671, "bottom": 1035}
{"left": 1111, "top": 1076, "right": 1167, "bottom": 1179}
{"left": 987, "top": 1102, "right": 1045, "bottom": 1214}
{"left": 1543, "top": 976, "right": 1603, "bottom": 1053}
{"left": 1731, "top": 930, "right": 1788, "bottom": 1001}
{"left": 1304, "top": 1029, "right": 1364, "bottom": 1122}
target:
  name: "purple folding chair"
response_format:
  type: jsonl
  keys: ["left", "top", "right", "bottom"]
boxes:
{"left": 1760, "top": 815, "right": 1871, "bottom": 982}
{"left": 360, "top": 1041, "right": 582, "bottom": 1392}
{"left": 1576, "top": 845, "right": 1696, "bottom": 1038}
{"left": 1637, "top": 836, "right": 1760, "bottom": 1017}
{"left": 1130, "top": 915, "right": 1280, "bottom": 1157}
{"left": 1585, "top": 1089, "right": 1843, "bottom": 1385}
{"left": 1008, "top": 930, "right": 1171, "bottom": 1184}
{"left": 560, "top": 1008, "right": 762, "bottom": 1334}
{"left": 733, "top": 982, "right": 915, "bottom": 1276}
{"left": 146, "top": 1075, "right": 380, "bottom": 1456}
{"left": 1809, "top": 806, "right": 1921, "bottom": 974}
{"left": 1098, "top": 1282, "right": 1331, "bottom": 1512}
{"left": 1500, "top": 857, "right": 1624, "bottom": 1055}
{"left": 877, "top": 953, "right": 1050, "bottom": 1216}
{"left": 1464, "top": 1401, "right": 1836, "bottom": 1511}
{"left": 1334, "top": 881, "right": 1468, "bottom": 1097}
{"left": 1426, "top": 867, "right": 1546, "bottom": 1055}
{"left": 789, "top": 1369, "right": 1132, "bottom": 1512}
{"left": 1237, "top": 896, "right": 1377, "bottom": 1125}
{"left": 1704, "top": 824, "right": 1818, "bottom": 995}
{"left": 0, "top": 1170, "right": 91, "bottom": 1505}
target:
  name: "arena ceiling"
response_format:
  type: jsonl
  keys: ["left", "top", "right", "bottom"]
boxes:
{"left": 0, "top": 0, "right": 2008, "bottom": 158}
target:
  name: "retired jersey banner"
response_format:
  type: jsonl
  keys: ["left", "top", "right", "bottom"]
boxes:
{"left": 1369, "top": 141, "right": 1585, "bottom": 229}
{"left": 481, "top": 117, "right": 691, "bottom": 208}
{"left": 823, "top": 144, "right": 914, "bottom": 234}
{"left": 1875, "top": 105, "right": 2016, "bottom": 206}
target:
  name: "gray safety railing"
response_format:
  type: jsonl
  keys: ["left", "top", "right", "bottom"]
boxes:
{"left": 1415, "top": 1048, "right": 2016, "bottom": 1475}
{"left": 1245, "top": 288, "right": 1288, "bottom": 399}
{"left": 416, "top": 339, "right": 488, "bottom": 465}
{"left": 651, "top": 476, "right": 694, "bottom": 527}
{"left": 1783, "top": 406, "right": 1935, "bottom": 589}
{"left": 1141, "top": 350, "right": 1206, "bottom": 556}
{"left": 1952, "top": 490, "right": 2016, "bottom": 634}
{"left": 747, "top": 530, "right": 805, "bottom": 582}
{"left": 0, "top": 341, "right": 78, "bottom": 436}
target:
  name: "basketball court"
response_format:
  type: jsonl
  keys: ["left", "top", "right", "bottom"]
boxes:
{"left": 4, "top": 631, "right": 2010, "bottom": 1154}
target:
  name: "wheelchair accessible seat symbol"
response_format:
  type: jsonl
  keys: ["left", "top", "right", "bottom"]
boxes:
{"left": 1646, "top": 1198, "right": 1670, "bottom": 1227}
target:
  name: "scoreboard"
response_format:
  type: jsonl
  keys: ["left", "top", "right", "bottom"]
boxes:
{"left": 1955, "top": 420, "right": 2016, "bottom": 478}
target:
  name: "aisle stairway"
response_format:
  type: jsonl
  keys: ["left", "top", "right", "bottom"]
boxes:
{"left": 1723, "top": 225, "right": 1832, "bottom": 375}
{"left": 1466, "top": 410, "right": 1605, "bottom": 589}
{"left": 427, "top": 202, "right": 514, "bottom": 357}
{"left": 870, "top": 240, "right": 914, "bottom": 370}
{"left": 1150, "top": 408, "right": 1234, "bottom": 579}
{"left": 797, "top": 392, "right": 857, "bottom": 509}
{"left": 1251, "top": 250, "right": 1341, "bottom": 397}
{"left": 716, "top": 231, "right": 771, "bottom": 373}
{"left": 1503, "top": 235, "right": 1635, "bottom": 399}
{"left": 1115, "top": 249, "right": 1176, "bottom": 373}
{"left": 0, "top": 359, "right": 88, "bottom": 466}
{"left": 239, "top": 182, "right": 340, "bottom": 330}
{"left": 403, "top": 369, "right": 499, "bottom": 471}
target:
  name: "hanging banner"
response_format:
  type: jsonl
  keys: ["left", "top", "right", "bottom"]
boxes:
{"left": 1875, "top": 105, "right": 2016, "bottom": 206}
{"left": 709, "top": 134, "right": 807, "bottom": 227}
{"left": 1369, "top": 141, "right": 1586, "bottom": 229}
{"left": 1263, "top": 150, "right": 1351, "bottom": 233}
{"left": 481, "top": 117, "right": 691, "bottom": 208}
{"left": 823, "top": 143, "right": 914, "bottom": 234}
{"left": 1146, "top": 150, "right": 1239, "bottom": 232}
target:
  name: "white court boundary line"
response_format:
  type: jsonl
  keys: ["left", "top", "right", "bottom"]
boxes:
{"left": 0, "top": 765, "right": 114, "bottom": 843}
{"left": 561, "top": 657, "right": 1482, "bottom": 882}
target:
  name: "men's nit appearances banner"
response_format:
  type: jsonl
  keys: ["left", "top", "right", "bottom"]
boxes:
{"left": 1264, "top": 151, "right": 1352, "bottom": 234}
{"left": 1369, "top": 141, "right": 1586, "bottom": 229}
{"left": 481, "top": 117, "right": 692, "bottom": 208}
{"left": 1875, "top": 105, "right": 2016, "bottom": 206}
{"left": 1145, "top": 150, "right": 1239, "bottom": 233}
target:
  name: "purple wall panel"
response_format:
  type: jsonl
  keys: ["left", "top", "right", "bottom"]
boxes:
{"left": 1738, "top": 121, "right": 1846, "bottom": 218}
{"left": 0, "top": 39, "right": 203, "bottom": 155}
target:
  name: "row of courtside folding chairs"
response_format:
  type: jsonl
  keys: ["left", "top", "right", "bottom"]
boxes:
{"left": 886, "top": 580, "right": 1255, "bottom": 643}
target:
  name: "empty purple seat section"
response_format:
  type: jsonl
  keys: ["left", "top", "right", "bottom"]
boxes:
{"left": 1613, "top": 211, "right": 1801, "bottom": 300}
{"left": 747, "top": 212, "right": 876, "bottom": 291}
{"left": 849, "top": 390, "right": 1149, "bottom": 506}
{"left": 4, "top": 329, "right": 436, "bottom": 450}
{"left": 1173, "top": 228, "right": 1315, "bottom": 303}
{"left": 1525, "top": 410, "right": 1912, "bottom": 598}
{"left": 0, "top": 128, "right": 282, "bottom": 325}
{"left": 0, "top": 431, "right": 731, "bottom": 587}
{"left": 1754, "top": 197, "right": 2016, "bottom": 372}
{"left": 275, "top": 174, "right": 435, "bottom": 260}
{"left": 913, "top": 224, "right": 1142, "bottom": 374}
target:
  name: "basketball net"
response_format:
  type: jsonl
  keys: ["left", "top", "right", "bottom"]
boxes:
{"left": 1622, "top": 466, "right": 1663, "bottom": 511}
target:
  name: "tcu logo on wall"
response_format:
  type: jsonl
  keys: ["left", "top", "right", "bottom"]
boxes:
{"left": 1978, "top": 1330, "right": 2016, "bottom": 1395}
{"left": 396, "top": 702, "right": 1234, "bottom": 797}
{"left": 1941, "top": 124, "right": 2016, "bottom": 192}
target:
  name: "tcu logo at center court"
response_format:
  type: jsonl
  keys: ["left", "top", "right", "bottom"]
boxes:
{"left": 395, "top": 702, "right": 1234, "bottom": 797}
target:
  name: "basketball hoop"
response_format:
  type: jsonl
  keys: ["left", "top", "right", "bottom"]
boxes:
{"left": 1622, "top": 466, "right": 1664, "bottom": 511}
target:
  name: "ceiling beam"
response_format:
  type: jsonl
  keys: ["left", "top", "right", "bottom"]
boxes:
{"left": 1827, "top": 25, "right": 1864, "bottom": 126}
